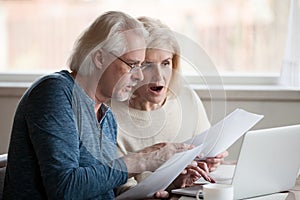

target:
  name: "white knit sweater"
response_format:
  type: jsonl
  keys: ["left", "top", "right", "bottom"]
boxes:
{"left": 111, "top": 86, "right": 211, "bottom": 195}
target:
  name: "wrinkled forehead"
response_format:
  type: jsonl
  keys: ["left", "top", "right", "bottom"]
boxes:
{"left": 146, "top": 48, "right": 174, "bottom": 56}
{"left": 123, "top": 31, "right": 146, "bottom": 54}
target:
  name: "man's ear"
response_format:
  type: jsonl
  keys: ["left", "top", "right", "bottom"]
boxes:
{"left": 92, "top": 50, "right": 104, "bottom": 70}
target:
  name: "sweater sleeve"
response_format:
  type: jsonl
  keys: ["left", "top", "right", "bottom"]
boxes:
{"left": 25, "top": 78, "right": 128, "bottom": 199}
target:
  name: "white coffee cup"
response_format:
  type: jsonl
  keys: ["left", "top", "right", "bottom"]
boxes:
{"left": 202, "top": 183, "right": 234, "bottom": 200}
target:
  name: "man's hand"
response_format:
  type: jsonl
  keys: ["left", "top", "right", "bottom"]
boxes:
{"left": 123, "top": 142, "right": 194, "bottom": 177}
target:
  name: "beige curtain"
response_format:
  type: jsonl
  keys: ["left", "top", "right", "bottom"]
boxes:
{"left": 280, "top": 0, "right": 300, "bottom": 88}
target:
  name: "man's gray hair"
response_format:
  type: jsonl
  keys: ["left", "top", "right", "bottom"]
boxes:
{"left": 68, "top": 11, "right": 147, "bottom": 76}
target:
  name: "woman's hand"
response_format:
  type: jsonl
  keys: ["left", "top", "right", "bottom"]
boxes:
{"left": 151, "top": 161, "right": 215, "bottom": 199}
{"left": 170, "top": 161, "right": 215, "bottom": 190}
{"left": 205, "top": 151, "right": 229, "bottom": 172}
{"left": 153, "top": 190, "right": 170, "bottom": 199}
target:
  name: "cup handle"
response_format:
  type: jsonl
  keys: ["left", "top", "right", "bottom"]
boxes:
{"left": 196, "top": 189, "right": 203, "bottom": 200}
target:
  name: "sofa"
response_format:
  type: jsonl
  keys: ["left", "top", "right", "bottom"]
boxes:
{"left": 0, "top": 154, "right": 7, "bottom": 200}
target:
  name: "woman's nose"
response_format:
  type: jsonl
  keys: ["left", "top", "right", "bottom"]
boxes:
{"left": 151, "top": 65, "right": 163, "bottom": 82}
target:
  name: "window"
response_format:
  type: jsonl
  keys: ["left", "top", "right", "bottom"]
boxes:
{"left": 0, "top": 0, "right": 290, "bottom": 78}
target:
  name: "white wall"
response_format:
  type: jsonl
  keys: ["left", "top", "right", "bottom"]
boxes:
{"left": 0, "top": 87, "right": 26, "bottom": 154}
{"left": 0, "top": 97, "right": 19, "bottom": 154}
{"left": 0, "top": 86, "right": 300, "bottom": 161}
{"left": 196, "top": 87, "right": 300, "bottom": 161}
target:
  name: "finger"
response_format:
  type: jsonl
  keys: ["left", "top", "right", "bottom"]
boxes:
{"left": 186, "top": 168, "right": 200, "bottom": 176}
{"left": 152, "top": 142, "right": 167, "bottom": 149}
{"left": 154, "top": 190, "right": 169, "bottom": 198}
{"left": 206, "top": 157, "right": 219, "bottom": 162}
{"left": 197, "top": 161, "right": 209, "bottom": 173}
{"left": 206, "top": 157, "right": 223, "bottom": 165}
{"left": 183, "top": 160, "right": 199, "bottom": 174}
{"left": 214, "top": 151, "right": 229, "bottom": 159}
{"left": 217, "top": 150, "right": 229, "bottom": 158}
{"left": 138, "top": 142, "right": 167, "bottom": 153}
{"left": 189, "top": 160, "right": 198, "bottom": 167}
{"left": 210, "top": 175, "right": 216, "bottom": 183}
{"left": 207, "top": 162, "right": 221, "bottom": 172}
{"left": 187, "top": 166, "right": 208, "bottom": 181}
{"left": 184, "top": 171, "right": 201, "bottom": 186}
{"left": 189, "top": 164, "right": 216, "bottom": 183}
{"left": 181, "top": 169, "right": 188, "bottom": 174}
{"left": 174, "top": 143, "right": 194, "bottom": 150}
{"left": 198, "top": 169, "right": 215, "bottom": 183}
{"left": 209, "top": 166, "right": 217, "bottom": 172}
{"left": 196, "top": 152, "right": 205, "bottom": 160}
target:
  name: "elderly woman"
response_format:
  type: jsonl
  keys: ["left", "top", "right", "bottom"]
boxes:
{"left": 112, "top": 16, "right": 228, "bottom": 195}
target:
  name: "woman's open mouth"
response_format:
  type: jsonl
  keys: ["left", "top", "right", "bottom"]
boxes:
{"left": 150, "top": 86, "right": 164, "bottom": 92}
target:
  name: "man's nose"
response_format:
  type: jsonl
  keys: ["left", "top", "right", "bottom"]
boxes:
{"left": 131, "top": 68, "right": 144, "bottom": 82}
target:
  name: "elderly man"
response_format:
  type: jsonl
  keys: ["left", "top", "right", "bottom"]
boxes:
{"left": 3, "top": 11, "right": 193, "bottom": 199}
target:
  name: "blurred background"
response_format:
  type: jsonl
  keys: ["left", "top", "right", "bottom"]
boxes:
{"left": 0, "top": 0, "right": 289, "bottom": 75}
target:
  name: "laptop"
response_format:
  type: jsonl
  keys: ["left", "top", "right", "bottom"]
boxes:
{"left": 172, "top": 124, "right": 300, "bottom": 199}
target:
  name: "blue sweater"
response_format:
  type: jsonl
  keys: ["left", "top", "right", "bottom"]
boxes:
{"left": 3, "top": 70, "right": 128, "bottom": 199}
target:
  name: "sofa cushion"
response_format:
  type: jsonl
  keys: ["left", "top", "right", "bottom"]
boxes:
{"left": 0, "top": 167, "right": 6, "bottom": 200}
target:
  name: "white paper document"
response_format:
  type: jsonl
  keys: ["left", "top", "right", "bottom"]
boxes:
{"left": 115, "top": 109, "right": 263, "bottom": 200}
{"left": 115, "top": 145, "right": 204, "bottom": 200}
{"left": 185, "top": 108, "right": 264, "bottom": 158}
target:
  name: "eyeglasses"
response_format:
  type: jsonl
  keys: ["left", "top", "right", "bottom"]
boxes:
{"left": 109, "top": 52, "right": 147, "bottom": 73}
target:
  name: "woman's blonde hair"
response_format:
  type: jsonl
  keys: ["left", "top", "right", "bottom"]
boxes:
{"left": 137, "top": 16, "right": 181, "bottom": 95}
